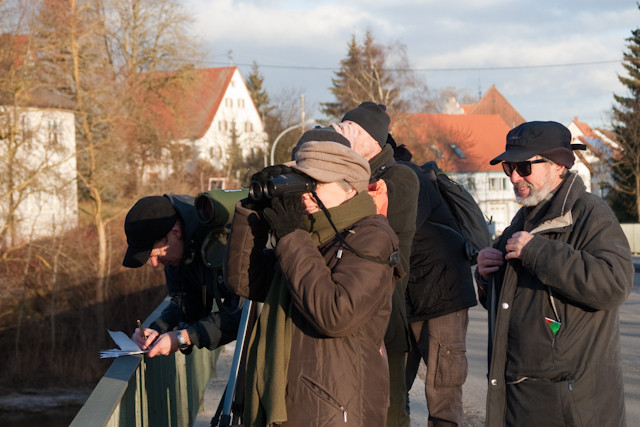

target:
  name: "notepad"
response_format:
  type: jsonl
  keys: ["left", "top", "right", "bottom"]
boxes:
{"left": 100, "top": 330, "right": 149, "bottom": 358}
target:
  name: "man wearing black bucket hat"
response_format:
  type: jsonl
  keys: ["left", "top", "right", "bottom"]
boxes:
{"left": 123, "top": 195, "right": 240, "bottom": 357}
{"left": 476, "top": 121, "right": 633, "bottom": 426}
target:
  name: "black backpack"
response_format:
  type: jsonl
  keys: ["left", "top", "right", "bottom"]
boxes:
{"left": 421, "top": 161, "right": 493, "bottom": 262}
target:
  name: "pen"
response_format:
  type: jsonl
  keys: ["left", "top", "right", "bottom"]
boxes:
{"left": 137, "top": 319, "right": 147, "bottom": 340}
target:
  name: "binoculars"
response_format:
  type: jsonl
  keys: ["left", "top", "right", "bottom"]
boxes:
{"left": 248, "top": 174, "right": 316, "bottom": 201}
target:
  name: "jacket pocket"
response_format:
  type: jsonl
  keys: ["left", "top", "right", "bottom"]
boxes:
{"left": 434, "top": 342, "right": 468, "bottom": 388}
{"left": 506, "top": 379, "right": 583, "bottom": 427}
{"left": 300, "top": 375, "right": 348, "bottom": 423}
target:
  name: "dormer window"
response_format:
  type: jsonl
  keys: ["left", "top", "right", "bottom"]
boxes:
{"left": 450, "top": 144, "right": 466, "bottom": 158}
{"left": 430, "top": 144, "right": 442, "bottom": 158}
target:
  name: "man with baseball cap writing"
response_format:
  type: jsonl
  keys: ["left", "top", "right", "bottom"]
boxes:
{"left": 123, "top": 194, "right": 240, "bottom": 357}
{"left": 476, "top": 121, "right": 633, "bottom": 426}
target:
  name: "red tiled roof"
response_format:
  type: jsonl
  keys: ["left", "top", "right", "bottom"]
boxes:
{"left": 570, "top": 116, "right": 620, "bottom": 160}
{"left": 143, "top": 67, "right": 236, "bottom": 140}
{"left": 0, "top": 34, "right": 75, "bottom": 109}
{"left": 461, "top": 104, "right": 474, "bottom": 114}
{"left": 391, "top": 113, "right": 511, "bottom": 172}
{"left": 466, "top": 85, "right": 526, "bottom": 128}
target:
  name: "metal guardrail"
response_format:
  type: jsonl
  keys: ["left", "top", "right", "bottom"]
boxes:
{"left": 621, "top": 223, "right": 640, "bottom": 254}
{"left": 70, "top": 297, "right": 219, "bottom": 427}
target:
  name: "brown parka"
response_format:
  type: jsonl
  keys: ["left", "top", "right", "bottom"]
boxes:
{"left": 224, "top": 200, "right": 401, "bottom": 427}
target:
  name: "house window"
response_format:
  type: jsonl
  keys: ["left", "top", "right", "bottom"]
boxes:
{"left": 466, "top": 177, "right": 476, "bottom": 191}
{"left": 225, "top": 98, "right": 233, "bottom": 108}
{"left": 245, "top": 121, "right": 253, "bottom": 132}
{"left": 0, "top": 115, "right": 8, "bottom": 140}
{"left": 21, "top": 115, "right": 33, "bottom": 147}
{"left": 238, "top": 99, "right": 245, "bottom": 108}
{"left": 430, "top": 144, "right": 442, "bottom": 158}
{"left": 489, "top": 178, "right": 499, "bottom": 191}
{"left": 450, "top": 144, "right": 466, "bottom": 158}
{"left": 218, "top": 121, "right": 228, "bottom": 132}
{"left": 489, "top": 177, "right": 510, "bottom": 191}
{"left": 48, "top": 119, "right": 61, "bottom": 144}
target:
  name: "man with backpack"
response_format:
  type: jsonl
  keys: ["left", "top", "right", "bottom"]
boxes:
{"left": 123, "top": 194, "right": 241, "bottom": 357}
{"left": 333, "top": 103, "right": 419, "bottom": 427}
{"left": 391, "top": 140, "right": 478, "bottom": 427}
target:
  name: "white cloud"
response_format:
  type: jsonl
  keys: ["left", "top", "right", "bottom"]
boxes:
{"left": 184, "top": 0, "right": 639, "bottom": 126}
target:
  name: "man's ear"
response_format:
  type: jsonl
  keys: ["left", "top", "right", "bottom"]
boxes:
{"left": 170, "top": 222, "right": 181, "bottom": 239}
{"left": 554, "top": 163, "right": 566, "bottom": 175}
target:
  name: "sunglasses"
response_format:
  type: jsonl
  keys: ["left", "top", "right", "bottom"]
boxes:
{"left": 501, "top": 159, "right": 548, "bottom": 177}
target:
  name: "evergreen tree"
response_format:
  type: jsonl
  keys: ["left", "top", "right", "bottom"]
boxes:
{"left": 246, "top": 60, "right": 273, "bottom": 121}
{"left": 610, "top": 10, "right": 640, "bottom": 221}
{"left": 321, "top": 30, "right": 421, "bottom": 119}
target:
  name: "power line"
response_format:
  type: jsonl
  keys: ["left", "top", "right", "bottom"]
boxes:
{"left": 193, "top": 58, "right": 621, "bottom": 72}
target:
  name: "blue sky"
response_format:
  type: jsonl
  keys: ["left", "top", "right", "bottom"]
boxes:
{"left": 184, "top": 0, "right": 638, "bottom": 129}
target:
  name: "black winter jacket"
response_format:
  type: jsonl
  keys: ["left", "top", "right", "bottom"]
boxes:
{"left": 369, "top": 145, "right": 419, "bottom": 352}
{"left": 481, "top": 173, "right": 633, "bottom": 427}
{"left": 401, "top": 162, "right": 477, "bottom": 322}
{"left": 149, "top": 194, "right": 241, "bottom": 350}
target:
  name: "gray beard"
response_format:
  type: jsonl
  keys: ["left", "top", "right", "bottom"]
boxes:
{"left": 515, "top": 179, "right": 556, "bottom": 206}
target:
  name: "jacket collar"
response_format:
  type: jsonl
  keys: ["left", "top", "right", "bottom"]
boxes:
{"left": 165, "top": 194, "right": 201, "bottom": 265}
{"left": 368, "top": 144, "right": 395, "bottom": 182}
{"left": 528, "top": 172, "right": 584, "bottom": 235}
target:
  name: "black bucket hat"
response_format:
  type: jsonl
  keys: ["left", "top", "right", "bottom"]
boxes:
{"left": 490, "top": 121, "right": 586, "bottom": 167}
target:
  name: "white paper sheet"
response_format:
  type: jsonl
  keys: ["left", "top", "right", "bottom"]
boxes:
{"left": 99, "top": 329, "right": 148, "bottom": 358}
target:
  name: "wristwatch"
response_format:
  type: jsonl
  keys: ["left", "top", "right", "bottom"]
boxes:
{"left": 176, "top": 330, "right": 190, "bottom": 351}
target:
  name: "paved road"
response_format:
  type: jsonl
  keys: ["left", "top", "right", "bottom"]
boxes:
{"left": 196, "top": 259, "right": 640, "bottom": 426}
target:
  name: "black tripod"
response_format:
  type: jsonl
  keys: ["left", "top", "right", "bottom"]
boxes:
{"left": 210, "top": 300, "right": 257, "bottom": 427}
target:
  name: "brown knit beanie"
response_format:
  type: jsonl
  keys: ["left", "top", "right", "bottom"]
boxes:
{"left": 291, "top": 126, "right": 351, "bottom": 160}
{"left": 292, "top": 141, "right": 371, "bottom": 193}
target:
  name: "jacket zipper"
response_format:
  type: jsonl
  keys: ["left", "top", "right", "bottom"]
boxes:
{"left": 300, "top": 376, "right": 348, "bottom": 423}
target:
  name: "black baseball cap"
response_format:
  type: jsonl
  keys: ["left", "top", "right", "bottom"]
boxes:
{"left": 122, "top": 196, "right": 178, "bottom": 268}
{"left": 490, "top": 121, "right": 586, "bottom": 166}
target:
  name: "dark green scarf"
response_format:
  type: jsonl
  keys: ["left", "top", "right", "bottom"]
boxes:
{"left": 244, "top": 191, "right": 376, "bottom": 426}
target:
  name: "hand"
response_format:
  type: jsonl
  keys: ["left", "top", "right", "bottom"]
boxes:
{"left": 146, "top": 331, "right": 178, "bottom": 357}
{"left": 250, "top": 164, "right": 294, "bottom": 184}
{"left": 504, "top": 231, "right": 534, "bottom": 260}
{"left": 262, "top": 195, "right": 304, "bottom": 241}
{"left": 132, "top": 327, "right": 159, "bottom": 350}
{"left": 477, "top": 247, "right": 505, "bottom": 280}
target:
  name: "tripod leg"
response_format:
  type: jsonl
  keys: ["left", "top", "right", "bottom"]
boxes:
{"left": 211, "top": 300, "right": 253, "bottom": 427}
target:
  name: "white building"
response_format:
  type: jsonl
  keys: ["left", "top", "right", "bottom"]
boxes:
{"left": 0, "top": 106, "right": 78, "bottom": 247}
{"left": 141, "top": 67, "right": 268, "bottom": 185}
{"left": 567, "top": 117, "right": 619, "bottom": 198}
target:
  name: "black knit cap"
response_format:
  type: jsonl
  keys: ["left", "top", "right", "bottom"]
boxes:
{"left": 122, "top": 196, "right": 178, "bottom": 268}
{"left": 341, "top": 101, "right": 390, "bottom": 147}
{"left": 490, "top": 121, "right": 586, "bottom": 168}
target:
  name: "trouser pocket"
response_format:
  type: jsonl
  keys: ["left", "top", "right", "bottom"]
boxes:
{"left": 434, "top": 342, "right": 467, "bottom": 388}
